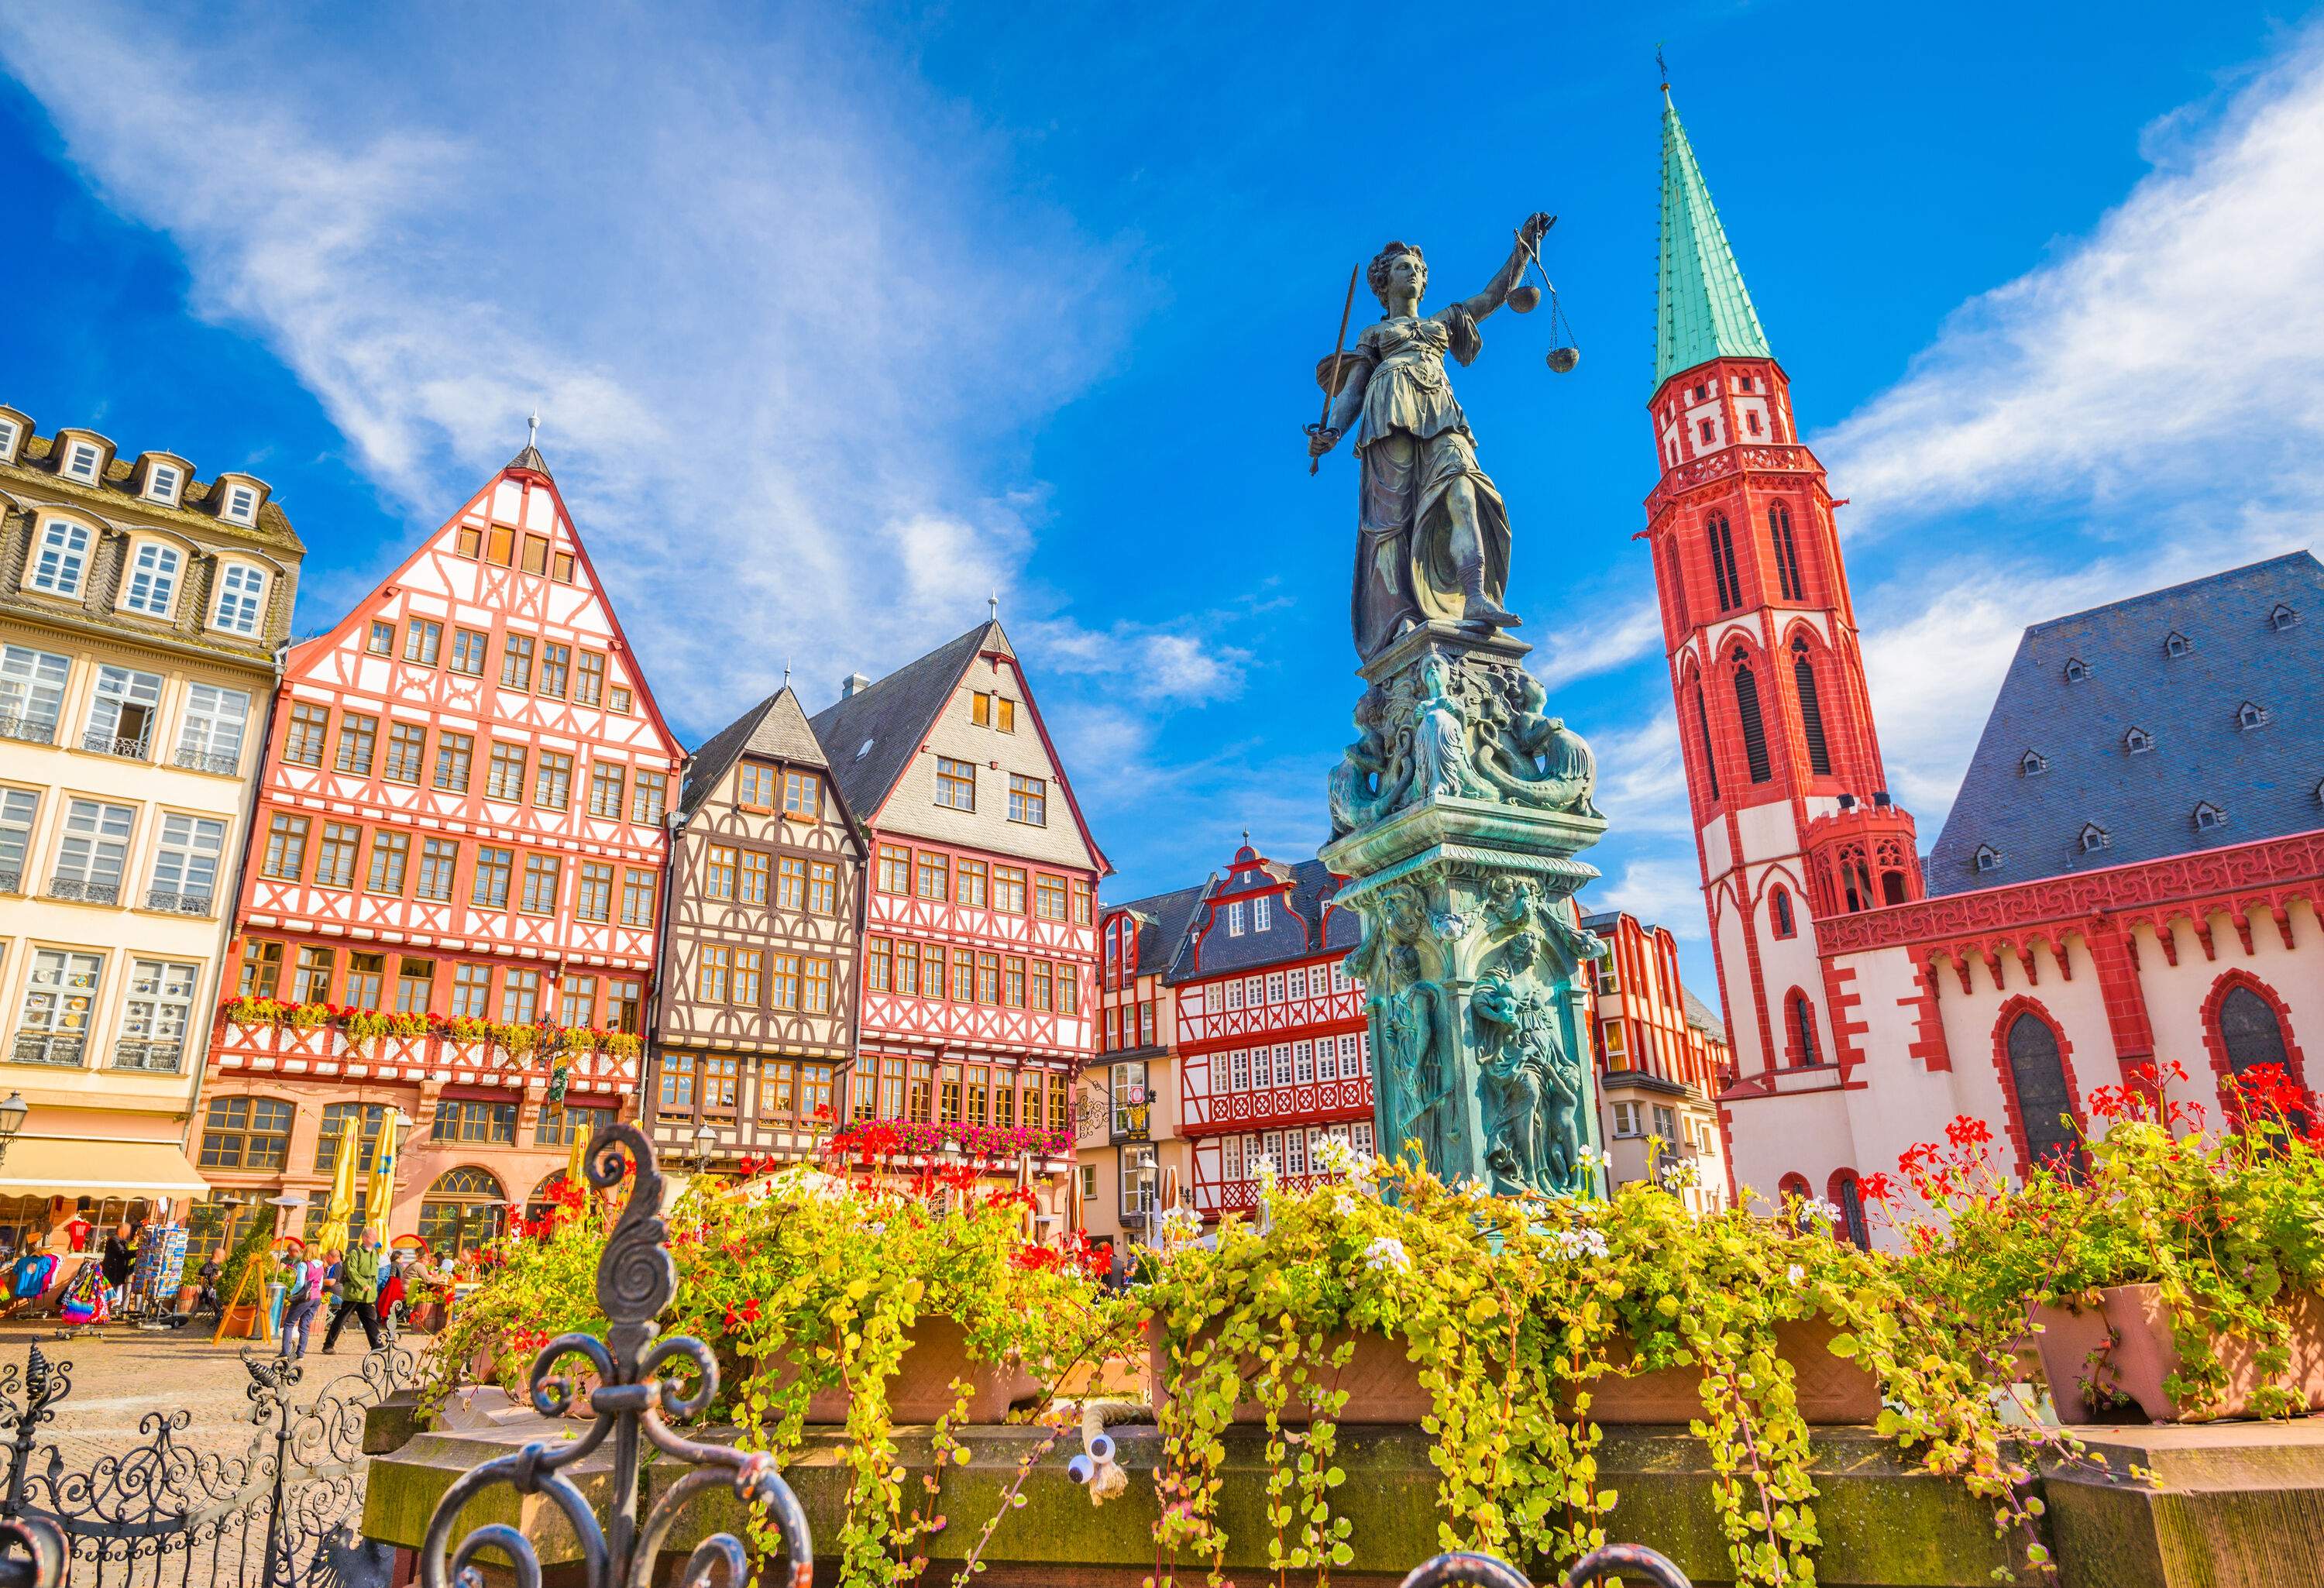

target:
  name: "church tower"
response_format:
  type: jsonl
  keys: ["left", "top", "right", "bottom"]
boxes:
{"left": 1643, "top": 87, "right": 1923, "bottom": 1088}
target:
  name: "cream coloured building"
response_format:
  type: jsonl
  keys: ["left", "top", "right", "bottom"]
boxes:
{"left": 0, "top": 407, "right": 301, "bottom": 1246}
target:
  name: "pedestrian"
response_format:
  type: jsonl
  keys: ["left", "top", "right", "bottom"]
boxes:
{"left": 194, "top": 1255, "right": 223, "bottom": 1319}
{"left": 321, "top": 1230, "right": 384, "bottom": 1354}
{"left": 99, "top": 1222, "right": 136, "bottom": 1313}
{"left": 376, "top": 1252, "right": 407, "bottom": 1332}
{"left": 278, "top": 1249, "right": 323, "bottom": 1359}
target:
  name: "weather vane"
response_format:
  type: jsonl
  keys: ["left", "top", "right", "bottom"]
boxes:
{"left": 1656, "top": 42, "right": 1668, "bottom": 86}
{"left": 527, "top": 409, "right": 540, "bottom": 449}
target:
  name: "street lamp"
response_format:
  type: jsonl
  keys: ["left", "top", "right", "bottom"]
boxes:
{"left": 692, "top": 1123, "right": 717, "bottom": 1172}
{"left": 0, "top": 1093, "right": 26, "bottom": 1170}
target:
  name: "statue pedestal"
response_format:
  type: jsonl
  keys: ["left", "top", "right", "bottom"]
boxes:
{"left": 1322, "top": 623, "right": 1611, "bottom": 1198}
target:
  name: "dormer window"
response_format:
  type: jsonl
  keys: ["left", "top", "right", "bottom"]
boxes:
{"left": 0, "top": 416, "right": 22, "bottom": 462}
{"left": 1974, "top": 844, "right": 2003, "bottom": 874}
{"left": 64, "top": 442, "right": 101, "bottom": 482}
{"left": 123, "top": 543, "right": 181, "bottom": 617}
{"left": 211, "top": 564, "right": 266, "bottom": 636}
{"left": 2271, "top": 603, "right": 2299, "bottom": 631}
{"left": 144, "top": 463, "right": 181, "bottom": 505}
{"left": 2020, "top": 750, "right": 2048, "bottom": 776}
{"left": 222, "top": 484, "right": 258, "bottom": 524}
{"left": 2125, "top": 727, "right": 2154, "bottom": 754}
{"left": 2238, "top": 700, "right": 2271, "bottom": 730}
{"left": 2193, "top": 801, "right": 2227, "bottom": 832}
{"left": 2078, "top": 823, "right": 2110, "bottom": 854}
{"left": 28, "top": 520, "right": 91, "bottom": 596}
{"left": 2063, "top": 657, "right": 2090, "bottom": 682}
{"left": 2164, "top": 631, "right": 2194, "bottom": 658}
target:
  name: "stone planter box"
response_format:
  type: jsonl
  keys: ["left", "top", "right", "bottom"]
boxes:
{"left": 1150, "top": 1316, "right": 1880, "bottom": 1428}
{"left": 2040, "top": 1284, "right": 2324, "bottom": 1425}
{"left": 747, "top": 1315, "right": 1042, "bottom": 1425}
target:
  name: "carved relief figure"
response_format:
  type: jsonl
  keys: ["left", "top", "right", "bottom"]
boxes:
{"left": 1309, "top": 217, "right": 1554, "bottom": 658}
{"left": 1471, "top": 974, "right": 1587, "bottom": 1194}
{"left": 1474, "top": 669, "right": 1601, "bottom": 816}
{"left": 1328, "top": 683, "right": 1411, "bottom": 837}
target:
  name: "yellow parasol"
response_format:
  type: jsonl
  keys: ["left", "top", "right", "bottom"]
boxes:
{"left": 363, "top": 1113, "right": 403, "bottom": 1248}
{"left": 566, "top": 1115, "right": 591, "bottom": 1194}
{"left": 308, "top": 1113, "right": 362, "bottom": 1258}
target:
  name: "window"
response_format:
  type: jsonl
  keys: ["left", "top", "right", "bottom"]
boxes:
{"left": 1036, "top": 873, "right": 1067, "bottom": 921}
{"left": 935, "top": 756, "right": 976, "bottom": 810}
{"left": 343, "top": 952, "right": 386, "bottom": 1011}
{"left": 2271, "top": 602, "right": 2300, "bottom": 631}
{"left": 1769, "top": 505, "right": 1805, "bottom": 601}
{"left": 1707, "top": 513, "right": 1741, "bottom": 612}
{"left": 589, "top": 762, "right": 625, "bottom": 817}
{"left": 53, "top": 799, "right": 133, "bottom": 900}
{"left": 397, "top": 957, "right": 435, "bottom": 1015}
{"left": 328, "top": 712, "right": 375, "bottom": 778}
{"left": 737, "top": 850, "right": 770, "bottom": 905}
{"left": 1254, "top": 895, "right": 1272, "bottom": 932}
{"left": 0, "top": 644, "right": 70, "bottom": 743}
{"left": 2125, "top": 727, "right": 2154, "bottom": 755}
{"left": 520, "top": 854, "right": 562, "bottom": 913}
{"left": 697, "top": 945, "right": 731, "bottom": 1002}
{"left": 1073, "top": 881, "right": 1093, "bottom": 925}
{"left": 222, "top": 483, "right": 259, "bottom": 523}
{"left": 2164, "top": 631, "right": 2194, "bottom": 658}
{"left": 2004, "top": 1012, "right": 2081, "bottom": 1172}
{"left": 735, "top": 763, "right": 775, "bottom": 809}
{"left": 29, "top": 521, "right": 91, "bottom": 596}
{"left": 356, "top": 828, "right": 408, "bottom": 895}
{"left": 956, "top": 858, "right": 988, "bottom": 908}
{"left": 1008, "top": 775, "right": 1048, "bottom": 827}
{"left": 576, "top": 861, "right": 614, "bottom": 921}
{"left": 1974, "top": 845, "right": 2003, "bottom": 875}
{"left": 769, "top": 954, "right": 802, "bottom": 1010}
{"left": 2238, "top": 700, "right": 2271, "bottom": 730}
{"left": 383, "top": 723, "right": 426, "bottom": 784}
{"left": 472, "top": 846, "right": 514, "bottom": 909}
{"left": 537, "top": 1102, "right": 610, "bottom": 1147}
{"left": 972, "top": 692, "right": 1016, "bottom": 732}
{"left": 807, "top": 860, "right": 837, "bottom": 915}
{"left": 2079, "top": 823, "right": 2110, "bottom": 854}
{"left": 451, "top": 963, "right": 490, "bottom": 1019}
{"left": 1031, "top": 960, "right": 1053, "bottom": 1011}
{"left": 17, "top": 949, "right": 102, "bottom": 1061}
{"left": 609, "top": 684, "right": 634, "bottom": 713}
{"left": 86, "top": 665, "right": 162, "bottom": 755}
{"left": 1652, "top": 1105, "right": 1679, "bottom": 1143}
{"left": 404, "top": 618, "right": 442, "bottom": 665}
{"left": 486, "top": 743, "right": 527, "bottom": 802}
{"left": 198, "top": 1096, "right": 293, "bottom": 1171}
{"left": 63, "top": 441, "right": 102, "bottom": 481}
{"left": 500, "top": 634, "right": 535, "bottom": 689}
{"left": 292, "top": 946, "right": 334, "bottom": 1004}
{"left": 261, "top": 813, "right": 308, "bottom": 879}
{"left": 1791, "top": 638, "right": 1831, "bottom": 777}
{"left": 1786, "top": 991, "right": 1819, "bottom": 1067}
{"left": 123, "top": 543, "right": 181, "bottom": 616}
{"left": 803, "top": 958, "right": 834, "bottom": 1015}
{"left": 533, "top": 751, "right": 573, "bottom": 809}
{"left": 661, "top": 1052, "right": 698, "bottom": 1112}
{"left": 538, "top": 643, "right": 570, "bottom": 699}
{"left": 782, "top": 771, "right": 821, "bottom": 819}
{"left": 417, "top": 838, "right": 459, "bottom": 902}
{"left": 920, "top": 944, "right": 946, "bottom": 999}
{"left": 916, "top": 850, "right": 949, "bottom": 900}
{"left": 575, "top": 651, "right": 606, "bottom": 705}
{"left": 450, "top": 628, "right": 489, "bottom": 676}
{"left": 2193, "top": 802, "right": 2228, "bottom": 832}
{"left": 977, "top": 953, "right": 1002, "bottom": 1005}
{"left": 417, "top": 1168, "right": 507, "bottom": 1256}
{"left": 700, "top": 1056, "right": 740, "bottom": 1116}
{"left": 147, "top": 813, "right": 225, "bottom": 909}
{"left": 205, "top": 563, "right": 264, "bottom": 634}
{"left": 877, "top": 844, "right": 910, "bottom": 894}
{"left": 631, "top": 771, "right": 669, "bottom": 827}
{"left": 1058, "top": 967, "right": 1078, "bottom": 1016}
{"left": 519, "top": 534, "right": 549, "bottom": 576}
{"left": 1226, "top": 900, "right": 1245, "bottom": 937}
{"left": 2063, "top": 656, "right": 2089, "bottom": 683}
{"left": 1771, "top": 886, "right": 1796, "bottom": 937}
{"left": 367, "top": 620, "right": 395, "bottom": 655}
{"left": 143, "top": 462, "right": 181, "bottom": 503}
{"left": 1004, "top": 957, "right": 1026, "bottom": 1007}
{"left": 1692, "top": 682, "right": 1720, "bottom": 801}
{"left": 432, "top": 731, "right": 474, "bottom": 792}
{"left": 498, "top": 968, "right": 540, "bottom": 1025}
{"left": 2218, "top": 984, "right": 2297, "bottom": 1096}
{"left": 2020, "top": 750, "right": 2047, "bottom": 777}
{"left": 237, "top": 939, "right": 283, "bottom": 999}
{"left": 733, "top": 950, "right": 762, "bottom": 1006}
{"left": 621, "top": 868, "right": 656, "bottom": 926}
{"left": 1732, "top": 654, "right": 1772, "bottom": 783}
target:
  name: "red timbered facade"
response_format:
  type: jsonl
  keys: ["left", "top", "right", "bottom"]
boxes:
{"left": 197, "top": 442, "right": 682, "bottom": 1252}
{"left": 807, "top": 621, "right": 1105, "bottom": 1218}
{"left": 1168, "top": 844, "right": 1372, "bottom": 1219}
{"left": 1581, "top": 910, "right": 1735, "bottom": 1211}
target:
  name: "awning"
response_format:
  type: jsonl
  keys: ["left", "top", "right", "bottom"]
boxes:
{"left": 0, "top": 1137, "right": 210, "bottom": 1200}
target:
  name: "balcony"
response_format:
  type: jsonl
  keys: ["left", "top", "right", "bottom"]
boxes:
{"left": 0, "top": 870, "right": 20, "bottom": 895}
{"left": 111, "top": 1040, "right": 186, "bottom": 1074}
{"left": 143, "top": 889, "right": 215, "bottom": 917}
{"left": 46, "top": 877, "right": 121, "bottom": 906}
{"left": 0, "top": 715, "right": 57, "bottom": 747}
{"left": 174, "top": 747, "right": 240, "bottom": 775}
{"left": 80, "top": 730, "right": 151, "bottom": 761}
{"left": 10, "top": 1033, "right": 86, "bottom": 1068}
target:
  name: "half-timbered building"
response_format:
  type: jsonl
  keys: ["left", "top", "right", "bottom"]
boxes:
{"left": 806, "top": 620, "right": 1105, "bottom": 1217}
{"left": 1077, "top": 883, "right": 1206, "bottom": 1263}
{"left": 0, "top": 409, "right": 302, "bottom": 1247}
{"left": 1581, "top": 909, "right": 1734, "bottom": 1212}
{"left": 197, "top": 442, "right": 682, "bottom": 1253}
{"left": 647, "top": 685, "right": 862, "bottom": 1169}
{"left": 1167, "top": 844, "right": 1372, "bottom": 1220}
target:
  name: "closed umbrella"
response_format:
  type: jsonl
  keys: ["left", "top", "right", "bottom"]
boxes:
{"left": 363, "top": 1114, "right": 403, "bottom": 1248}
{"left": 308, "top": 1114, "right": 362, "bottom": 1258}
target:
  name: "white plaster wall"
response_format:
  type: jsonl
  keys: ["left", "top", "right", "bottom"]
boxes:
{"left": 1714, "top": 903, "right": 1765, "bottom": 1071}
{"left": 1735, "top": 803, "right": 1800, "bottom": 866}
{"left": 1724, "top": 1084, "right": 1853, "bottom": 1210}
{"left": 2139, "top": 902, "right": 2324, "bottom": 1117}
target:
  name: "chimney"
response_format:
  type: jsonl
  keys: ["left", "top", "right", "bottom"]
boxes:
{"left": 840, "top": 672, "right": 873, "bottom": 699}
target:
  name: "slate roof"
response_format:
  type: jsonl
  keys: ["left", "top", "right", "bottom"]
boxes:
{"left": 1108, "top": 882, "right": 1212, "bottom": 977}
{"left": 505, "top": 443, "right": 553, "bottom": 478}
{"left": 1682, "top": 989, "right": 1728, "bottom": 1043}
{"left": 806, "top": 622, "right": 995, "bottom": 819}
{"left": 679, "top": 684, "right": 830, "bottom": 821}
{"left": 2, "top": 427, "right": 304, "bottom": 555}
{"left": 1164, "top": 856, "right": 1354, "bottom": 982}
{"left": 1926, "top": 552, "right": 2324, "bottom": 895}
{"left": 1655, "top": 90, "right": 1772, "bottom": 388}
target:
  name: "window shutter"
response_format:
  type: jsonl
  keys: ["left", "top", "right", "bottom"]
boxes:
{"left": 1793, "top": 649, "right": 1832, "bottom": 776}
{"left": 1734, "top": 666, "right": 1772, "bottom": 784}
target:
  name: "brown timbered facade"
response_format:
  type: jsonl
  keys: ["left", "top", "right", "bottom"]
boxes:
{"left": 648, "top": 686, "right": 861, "bottom": 1167}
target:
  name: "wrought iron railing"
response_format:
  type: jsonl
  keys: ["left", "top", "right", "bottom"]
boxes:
{"left": 0, "top": 873, "right": 19, "bottom": 897}
{"left": 110, "top": 1040, "right": 185, "bottom": 1074}
{"left": 77, "top": 732, "right": 150, "bottom": 761}
{"left": 6, "top": 1036, "right": 83, "bottom": 1070}
{"left": 419, "top": 1122, "right": 814, "bottom": 1588}
{"left": 1400, "top": 1544, "right": 1691, "bottom": 1586}
{"left": 44, "top": 878, "right": 119, "bottom": 906}
{"left": 142, "top": 889, "right": 214, "bottom": 916}
{"left": 173, "top": 747, "right": 241, "bottom": 775}
{"left": 0, "top": 717, "right": 55, "bottom": 748}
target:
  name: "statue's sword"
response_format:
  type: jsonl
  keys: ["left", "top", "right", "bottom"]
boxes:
{"left": 1305, "top": 263, "right": 1361, "bottom": 476}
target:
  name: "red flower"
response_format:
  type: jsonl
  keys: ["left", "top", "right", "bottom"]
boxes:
{"left": 1858, "top": 1172, "right": 1893, "bottom": 1205}
{"left": 1944, "top": 1115, "right": 1992, "bottom": 1148}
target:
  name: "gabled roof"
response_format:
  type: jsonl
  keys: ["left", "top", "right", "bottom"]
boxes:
{"left": 1108, "top": 882, "right": 1212, "bottom": 977}
{"left": 1655, "top": 89, "right": 1772, "bottom": 389}
{"left": 1682, "top": 989, "right": 1728, "bottom": 1043}
{"left": 807, "top": 622, "right": 994, "bottom": 819}
{"left": 1166, "top": 854, "right": 1353, "bottom": 982}
{"left": 1926, "top": 552, "right": 2324, "bottom": 895}
{"left": 680, "top": 684, "right": 830, "bottom": 821}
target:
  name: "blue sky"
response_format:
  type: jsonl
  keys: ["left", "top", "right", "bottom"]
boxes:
{"left": 5, "top": 2, "right": 2322, "bottom": 1010}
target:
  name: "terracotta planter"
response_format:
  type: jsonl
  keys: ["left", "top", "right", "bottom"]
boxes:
{"left": 174, "top": 1284, "right": 200, "bottom": 1313}
{"left": 1150, "top": 1316, "right": 1882, "bottom": 1428}
{"left": 754, "top": 1315, "right": 1042, "bottom": 1425}
{"left": 2093, "top": 1284, "right": 2324, "bottom": 1424}
{"left": 218, "top": 1303, "right": 264, "bottom": 1339}
{"left": 2030, "top": 1301, "right": 2126, "bottom": 1423}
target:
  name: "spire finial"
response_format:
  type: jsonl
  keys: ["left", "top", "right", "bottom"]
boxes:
{"left": 1243, "top": 827, "right": 1251, "bottom": 847}
{"left": 527, "top": 409, "right": 540, "bottom": 449}
{"left": 988, "top": 591, "right": 1000, "bottom": 622}
{"left": 1655, "top": 40, "right": 1668, "bottom": 88}
{"left": 782, "top": 656, "right": 792, "bottom": 687}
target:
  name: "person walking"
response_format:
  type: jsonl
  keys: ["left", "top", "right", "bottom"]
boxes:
{"left": 376, "top": 1253, "right": 407, "bottom": 1333}
{"left": 278, "top": 1250, "right": 323, "bottom": 1359}
{"left": 320, "top": 1231, "right": 383, "bottom": 1354}
{"left": 99, "top": 1223, "right": 136, "bottom": 1313}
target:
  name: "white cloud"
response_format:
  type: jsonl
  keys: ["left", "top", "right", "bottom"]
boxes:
{"left": 0, "top": 4, "right": 1134, "bottom": 730}
{"left": 1589, "top": 713, "right": 1691, "bottom": 835}
{"left": 1594, "top": 858, "right": 1708, "bottom": 940}
{"left": 1818, "top": 25, "right": 2324, "bottom": 541}
{"left": 1023, "top": 617, "right": 1255, "bottom": 708}
{"left": 1532, "top": 596, "right": 1664, "bottom": 691}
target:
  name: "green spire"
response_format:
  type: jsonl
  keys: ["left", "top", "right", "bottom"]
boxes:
{"left": 1656, "top": 88, "right": 1772, "bottom": 389}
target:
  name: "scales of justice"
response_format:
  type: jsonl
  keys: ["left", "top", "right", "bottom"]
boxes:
{"left": 1305, "top": 214, "right": 1611, "bottom": 1201}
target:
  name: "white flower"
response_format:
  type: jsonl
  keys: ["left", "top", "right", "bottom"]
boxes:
{"left": 1312, "top": 1136, "right": 1359, "bottom": 1176}
{"left": 1363, "top": 1236, "right": 1412, "bottom": 1274}
{"left": 1801, "top": 1198, "right": 1843, "bottom": 1227}
{"left": 1251, "top": 1153, "right": 1278, "bottom": 1185}
{"left": 1786, "top": 1264, "right": 1806, "bottom": 1285}
{"left": 1157, "top": 1205, "right": 1202, "bottom": 1240}
{"left": 1331, "top": 1192, "right": 1359, "bottom": 1219}
{"left": 1551, "top": 1227, "right": 1611, "bottom": 1262}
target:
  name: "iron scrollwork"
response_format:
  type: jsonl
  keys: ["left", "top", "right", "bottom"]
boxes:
{"left": 1399, "top": 1543, "right": 1693, "bottom": 1587}
{"left": 419, "top": 1120, "right": 813, "bottom": 1588}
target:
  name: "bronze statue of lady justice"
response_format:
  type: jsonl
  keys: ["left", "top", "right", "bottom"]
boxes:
{"left": 1307, "top": 214, "right": 1553, "bottom": 660}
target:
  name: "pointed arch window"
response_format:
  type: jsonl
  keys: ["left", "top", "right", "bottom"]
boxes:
{"left": 1830, "top": 1171, "right": 1871, "bottom": 1249}
{"left": 2003, "top": 1010, "right": 2081, "bottom": 1174}
{"left": 1708, "top": 514, "right": 1741, "bottom": 613}
{"left": 2217, "top": 984, "right": 2293, "bottom": 1084}
{"left": 1770, "top": 886, "right": 1796, "bottom": 939}
{"left": 2124, "top": 727, "right": 2154, "bottom": 754}
{"left": 1692, "top": 682, "right": 1720, "bottom": 802}
{"left": 1791, "top": 637, "right": 1831, "bottom": 776}
{"left": 1731, "top": 649, "right": 1772, "bottom": 784}
{"left": 1769, "top": 504, "right": 1805, "bottom": 601}
{"left": 1786, "top": 990, "right": 1820, "bottom": 1068}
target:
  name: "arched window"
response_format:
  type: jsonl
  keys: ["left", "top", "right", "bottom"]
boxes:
{"left": 417, "top": 1167, "right": 507, "bottom": 1256}
{"left": 1692, "top": 682, "right": 1719, "bottom": 801}
{"left": 1660, "top": 538, "right": 1689, "bottom": 631}
{"left": 1708, "top": 514, "right": 1741, "bottom": 612}
{"left": 1732, "top": 652, "right": 1772, "bottom": 784}
{"left": 1786, "top": 990, "right": 1820, "bottom": 1067}
{"left": 2217, "top": 985, "right": 2291, "bottom": 1081}
{"left": 1881, "top": 870, "right": 1909, "bottom": 906}
{"left": 1829, "top": 1170, "right": 1871, "bottom": 1249}
{"left": 1776, "top": 1172, "right": 1812, "bottom": 1206}
{"left": 2003, "top": 1011, "right": 2080, "bottom": 1173}
{"left": 1769, "top": 505, "right": 1805, "bottom": 600}
{"left": 1771, "top": 886, "right": 1796, "bottom": 939}
{"left": 1791, "top": 638, "right": 1832, "bottom": 776}
{"left": 525, "top": 1172, "right": 570, "bottom": 1225}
